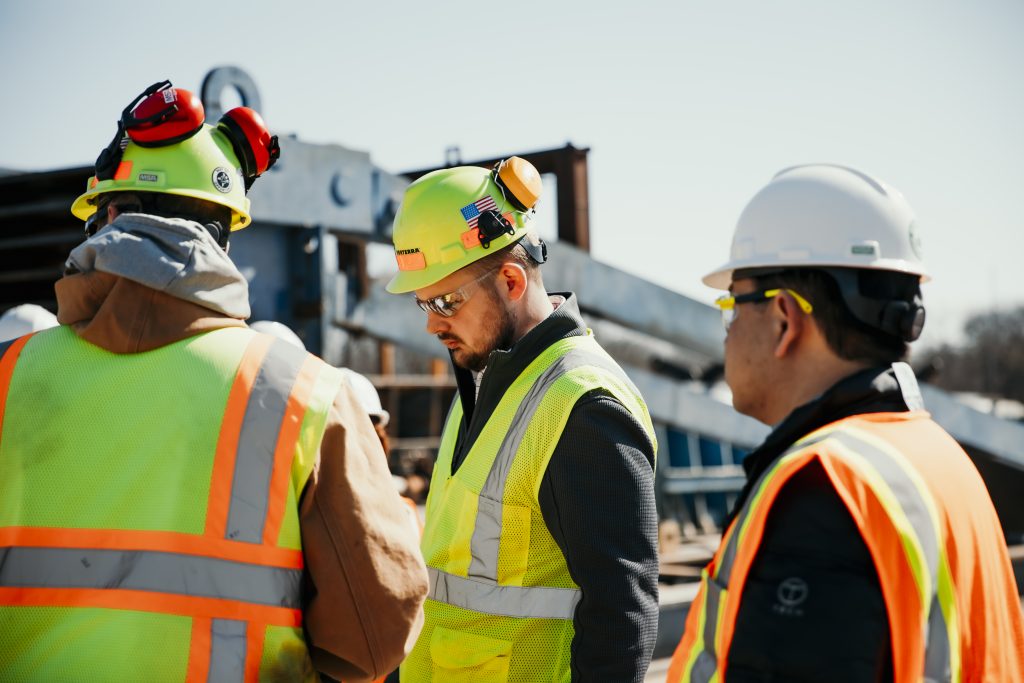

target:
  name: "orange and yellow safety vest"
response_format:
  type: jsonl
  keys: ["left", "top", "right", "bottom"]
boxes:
{"left": 0, "top": 326, "right": 345, "bottom": 682}
{"left": 667, "top": 412, "right": 1024, "bottom": 683}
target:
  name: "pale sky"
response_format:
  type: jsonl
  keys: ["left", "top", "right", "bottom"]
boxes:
{"left": 2, "top": 0, "right": 1022, "bottom": 349}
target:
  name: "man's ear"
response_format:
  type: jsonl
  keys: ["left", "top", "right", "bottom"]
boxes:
{"left": 497, "top": 262, "right": 529, "bottom": 302}
{"left": 772, "top": 292, "right": 808, "bottom": 359}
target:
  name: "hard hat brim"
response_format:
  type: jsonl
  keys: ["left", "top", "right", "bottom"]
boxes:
{"left": 703, "top": 257, "right": 931, "bottom": 290}
{"left": 386, "top": 262, "right": 465, "bottom": 294}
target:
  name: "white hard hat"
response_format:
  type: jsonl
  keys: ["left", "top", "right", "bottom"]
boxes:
{"left": 341, "top": 369, "right": 389, "bottom": 427}
{"left": 703, "top": 164, "right": 929, "bottom": 290}
{"left": 0, "top": 304, "right": 59, "bottom": 341}
{"left": 249, "top": 320, "right": 306, "bottom": 351}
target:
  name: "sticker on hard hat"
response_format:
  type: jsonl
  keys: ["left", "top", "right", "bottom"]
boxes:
{"left": 138, "top": 173, "right": 159, "bottom": 183}
{"left": 212, "top": 167, "right": 233, "bottom": 193}
{"left": 850, "top": 243, "right": 879, "bottom": 257}
{"left": 460, "top": 196, "right": 498, "bottom": 229}
{"left": 396, "top": 248, "right": 426, "bottom": 271}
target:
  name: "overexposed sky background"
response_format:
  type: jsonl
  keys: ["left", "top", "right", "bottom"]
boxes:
{"left": 2, "top": 0, "right": 1022, "bottom": 349}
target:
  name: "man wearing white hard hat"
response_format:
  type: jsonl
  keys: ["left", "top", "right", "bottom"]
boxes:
{"left": 666, "top": 165, "right": 1023, "bottom": 681}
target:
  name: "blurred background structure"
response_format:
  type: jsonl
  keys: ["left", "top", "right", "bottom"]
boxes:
{"left": 3, "top": 0, "right": 1023, "bottom": 659}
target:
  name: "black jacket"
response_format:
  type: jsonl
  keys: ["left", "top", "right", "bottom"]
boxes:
{"left": 448, "top": 293, "right": 659, "bottom": 683}
{"left": 725, "top": 365, "right": 921, "bottom": 683}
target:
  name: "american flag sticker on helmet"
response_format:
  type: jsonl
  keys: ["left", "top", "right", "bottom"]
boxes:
{"left": 460, "top": 196, "right": 498, "bottom": 229}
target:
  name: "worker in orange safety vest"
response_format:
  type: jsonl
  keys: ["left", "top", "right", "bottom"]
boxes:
{"left": 667, "top": 165, "right": 1024, "bottom": 682}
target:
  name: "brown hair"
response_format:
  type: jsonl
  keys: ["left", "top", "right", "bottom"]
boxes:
{"left": 97, "top": 191, "right": 232, "bottom": 230}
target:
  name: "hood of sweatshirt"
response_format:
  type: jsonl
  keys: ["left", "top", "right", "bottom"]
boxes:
{"left": 56, "top": 213, "right": 250, "bottom": 353}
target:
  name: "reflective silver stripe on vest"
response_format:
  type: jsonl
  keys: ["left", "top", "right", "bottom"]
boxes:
{"left": 467, "top": 345, "right": 637, "bottom": 582}
{"left": 688, "top": 428, "right": 951, "bottom": 683}
{"left": 830, "top": 431, "right": 950, "bottom": 683}
{"left": 428, "top": 567, "right": 581, "bottom": 620}
{"left": 679, "top": 436, "right": 831, "bottom": 679}
{"left": 226, "top": 339, "right": 307, "bottom": 543}
{"left": 925, "top": 593, "right": 951, "bottom": 683}
{"left": 687, "top": 434, "right": 834, "bottom": 681}
{"left": 209, "top": 618, "right": 247, "bottom": 683}
{"left": 0, "top": 546, "right": 301, "bottom": 609}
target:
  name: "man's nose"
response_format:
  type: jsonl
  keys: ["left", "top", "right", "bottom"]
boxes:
{"left": 425, "top": 311, "right": 448, "bottom": 335}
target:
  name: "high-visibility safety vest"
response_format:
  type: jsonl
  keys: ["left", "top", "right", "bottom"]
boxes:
{"left": 667, "top": 411, "right": 1024, "bottom": 683}
{"left": 0, "top": 325, "right": 346, "bottom": 682}
{"left": 400, "top": 333, "right": 656, "bottom": 683}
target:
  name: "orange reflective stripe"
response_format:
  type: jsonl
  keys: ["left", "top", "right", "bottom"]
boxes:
{"left": 186, "top": 617, "right": 212, "bottom": 683}
{"left": 0, "top": 333, "right": 34, "bottom": 442}
{"left": 262, "top": 355, "right": 320, "bottom": 545}
{"left": 244, "top": 621, "right": 265, "bottom": 683}
{"left": 713, "top": 453, "right": 811, "bottom": 679}
{"left": 818, "top": 453, "right": 926, "bottom": 682}
{"left": 113, "top": 160, "right": 133, "bottom": 180}
{"left": 0, "top": 587, "right": 302, "bottom": 627}
{"left": 206, "top": 334, "right": 274, "bottom": 538}
{"left": 396, "top": 250, "right": 426, "bottom": 271}
{"left": 460, "top": 228, "right": 481, "bottom": 249}
{"left": 0, "top": 527, "right": 303, "bottom": 569}
{"left": 666, "top": 581, "right": 708, "bottom": 682}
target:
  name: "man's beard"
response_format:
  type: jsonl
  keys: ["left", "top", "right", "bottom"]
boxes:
{"left": 450, "top": 290, "right": 519, "bottom": 372}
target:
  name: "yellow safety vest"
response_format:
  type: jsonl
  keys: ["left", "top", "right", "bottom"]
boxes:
{"left": 401, "top": 332, "right": 656, "bottom": 683}
{"left": 0, "top": 326, "right": 344, "bottom": 682}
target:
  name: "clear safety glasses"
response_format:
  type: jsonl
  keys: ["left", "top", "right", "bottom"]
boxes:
{"left": 714, "top": 288, "right": 813, "bottom": 330}
{"left": 413, "top": 267, "right": 498, "bottom": 318}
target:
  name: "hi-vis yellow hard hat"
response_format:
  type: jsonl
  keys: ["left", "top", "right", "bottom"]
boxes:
{"left": 386, "top": 156, "right": 545, "bottom": 293}
{"left": 71, "top": 80, "right": 280, "bottom": 230}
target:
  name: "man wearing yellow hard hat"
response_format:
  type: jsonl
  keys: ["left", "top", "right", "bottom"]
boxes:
{"left": 0, "top": 80, "right": 427, "bottom": 681}
{"left": 387, "top": 157, "right": 659, "bottom": 681}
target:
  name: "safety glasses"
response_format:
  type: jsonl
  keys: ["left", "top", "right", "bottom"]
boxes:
{"left": 414, "top": 267, "right": 498, "bottom": 318}
{"left": 714, "top": 288, "right": 813, "bottom": 330}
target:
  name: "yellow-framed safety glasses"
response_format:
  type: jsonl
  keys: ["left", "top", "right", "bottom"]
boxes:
{"left": 714, "top": 288, "right": 813, "bottom": 330}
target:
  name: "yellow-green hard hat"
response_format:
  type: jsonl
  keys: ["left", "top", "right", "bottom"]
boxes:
{"left": 386, "top": 157, "right": 542, "bottom": 293}
{"left": 71, "top": 124, "right": 252, "bottom": 230}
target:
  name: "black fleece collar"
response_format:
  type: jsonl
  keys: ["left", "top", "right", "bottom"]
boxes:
{"left": 450, "top": 292, "right": 586, "bottom": 471}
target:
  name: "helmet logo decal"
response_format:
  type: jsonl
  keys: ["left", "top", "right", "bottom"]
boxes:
{"left": 212, "top": 167, "right": 233, "bottom": 193}
{"left": 850, "top": 242, "right": 879, "bottom": 257}
{"left": 138, "top": 173, "right": 158, "bottom": 183}
{"left": 396, "top": 248, "right": 427, "bottom": 272}
{"left": 460, "top": 196, "right": 498, "bottom": 229}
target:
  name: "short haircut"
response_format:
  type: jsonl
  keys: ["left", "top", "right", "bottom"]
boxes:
{"left": 746, "top": 268, "right": 915, "bottom": 366}
{"left": 464, "top": 232, "right": 543, "bottom": 279}
{"left": 100, "top": 191, "right": 232, "bottom": 228}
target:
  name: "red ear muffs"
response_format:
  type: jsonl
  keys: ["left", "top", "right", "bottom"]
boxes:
{"left": 124, "top": 86, "right": 205, "bottom": 147}
{"left": 217, "top": 107, "right": 280, "bottom": 190}
{"left": 94, "top": 80, "right": 206, "bottom": 181}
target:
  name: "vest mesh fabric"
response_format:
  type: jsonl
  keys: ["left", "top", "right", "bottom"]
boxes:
{"left": 403, "top": 334, "right": 655, "bottom": 683}
{"left": 0, "top": 326, "right": 341, "bottom": 682}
